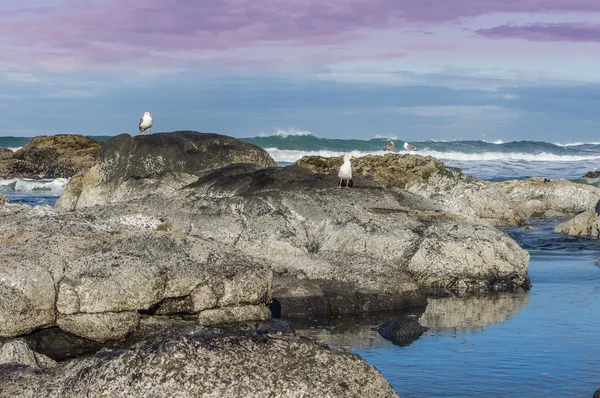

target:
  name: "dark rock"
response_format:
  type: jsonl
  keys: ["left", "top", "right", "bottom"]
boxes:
{"left": 596, "top": 200, "right": 600, "bottom": 216}
{"left": 593, "top": 388, "right": 600, "bottom": 398}
{"left": 372, "top": 316, "right": 428, "bottom": 346}
{"left": 22, "top": 328, "right": 105, "bottom": 361}
{"left": 584, "top": 171, "right": 600, "bottom": 179}
{"left": 273, "top": 275, "right": 426, "bottom": 318}
{"left": 0, "top": 195, "right": 7, "bottom": 205}
{"left": 0, "top": 135, "right": 101, "bottom": 179}
{"left": 56, "top": 131, "right": 277, "bottom": 210}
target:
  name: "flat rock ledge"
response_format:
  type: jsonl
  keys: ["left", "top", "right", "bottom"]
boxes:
{"left": 294, "top": 154, "right": 600, "bottom": 226}
{"left": 0, "top": 323, "right": 398, "bottom": 398}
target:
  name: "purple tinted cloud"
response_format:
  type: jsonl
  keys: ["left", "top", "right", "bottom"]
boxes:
{"left": 476, "top": 23, "right": 600, "bottom": 42}
{"left": 1, "top": 0, "right": 600, "bottom": 68}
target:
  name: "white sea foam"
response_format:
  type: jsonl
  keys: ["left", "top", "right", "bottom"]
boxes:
{"left": 0, "top": 178, "right": 69, "bottom": 192}
{"left": 265, "top": 148, "right": 600, "bottom": 164}
{"left": 259, "top": 128, "right": 313, "bottom": 138}
{"left": 373, "top": 134, "right": 398, "bottom": 140}
{"left": 553, "top": 142, "right": 600, "bottom": 147}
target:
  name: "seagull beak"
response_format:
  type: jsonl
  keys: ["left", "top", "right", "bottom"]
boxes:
{"left": 149, "top": 113, "right": 153, "bottom": 117}
{"left": 351, "top": 156, "right": 356, "bottom": 160}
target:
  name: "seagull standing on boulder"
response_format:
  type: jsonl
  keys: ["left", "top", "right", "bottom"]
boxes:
{"left": 338, "top": 154, "right": 355, "bottom": 188}
{"left": 139, "top": 112, "right": 153, "bottom": 134}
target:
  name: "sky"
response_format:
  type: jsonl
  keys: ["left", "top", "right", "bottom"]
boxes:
{"left": 1, "top": 1, "right": 600, "bottom": 142}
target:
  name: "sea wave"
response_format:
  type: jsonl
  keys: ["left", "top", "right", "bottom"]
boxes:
{"left": 7, "top": 147, "right": 21, "bottom": 152}
{"left": 373, "top": 134, "right": 398, "bottom": 140}
{"left": 0, "top": 178, "right": 69, "bottom": 193}
{"left": 265, "top": 148, "right": 600, "bottom": 164}
{"left": 553, "top": 142, "right": 600, "bottom": 147}
{"left": 259, "top": 128, "right": 313, "bottom": 138}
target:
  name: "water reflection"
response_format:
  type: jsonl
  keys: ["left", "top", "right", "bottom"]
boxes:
{"left": 291, "top": 291, "right": 529, "bottom": 348}
{"left": 418, "top": 291, "right": 529, "bottom": 333}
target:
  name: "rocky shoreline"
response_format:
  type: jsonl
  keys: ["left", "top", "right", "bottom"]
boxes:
{"left": 1, "top": 131, "right": 599, "bottom": 396}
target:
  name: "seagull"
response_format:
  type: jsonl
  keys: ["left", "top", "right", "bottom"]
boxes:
{"left": 338, "top": 154, "right": 355, "bottom": 188}
{"left": 139, "top": 112, "right": 153, "bottom": 134}
{"left": 404, "top": 142, "right": 417, "bottom": 151}
{"left": 383, "top": 141, "right": 395, "bottom": 151}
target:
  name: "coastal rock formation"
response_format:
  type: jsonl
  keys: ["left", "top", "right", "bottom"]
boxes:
{"left": 583, "top": 170, "right": 600, "bottom": 179}
{"left": 0, "top": 148, "right": 13, "bottom": 160}
{"left": 0, "top": 324, "right": 398, "bottom": 398}
{"left": 56, "top": 131, "right": 277, "bottom": 211}
{"left": 0, "top": 195, "right": 7, "bottom": 205}
{"left": 0, "top": 203, "right": 271, "bottom": 341}
{"left": 0, "top": 135, "right": 101, "bottom": 179}
{"left": 554, "top": 210, "right": 600, "bottom": 237}
{"left": 82, "top": 164, "right": 531, "bottom": 305}
{"left": 294, "top": 154, "right": 600, "bottom": 226}
{"left": 372, "top": 316, "right": 428, "bottom": 346}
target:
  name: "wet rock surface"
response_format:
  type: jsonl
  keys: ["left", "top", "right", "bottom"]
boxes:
{"left": 373, "top": 316, "right": 429, "bottom": 347}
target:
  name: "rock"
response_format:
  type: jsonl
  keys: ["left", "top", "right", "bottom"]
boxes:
{"left": 0, "top": 338, "right": 56, "bottom": 371}
{"left": 0, "top": 195, "right": 7, "bottom": 205}
{"left": 584, "top": 171, "right": 600, "bottom": 179}
{"left": 0, "top": 135, "right": 101, "bottom": 179}
{"left": 0, "top": 326, "right": 399, "bottom": 398}
{"left": 554, "top": 211, "right": 600, "bottom": 237}
{"left": 373, "top": 316, "right": 428, "bottom": 346}
{"left": 596, "top": 200, "right": 600, "bottom": 216}
{"left": 594, "top": 388, "right": 600, "bottom": 398}
{"left": 82, "top": 164, "right": 530, "bottom": 305}
{"left": 294, "top": 154, "right": 600, "bottom": 226}
{"left": 0, "top": 204, "right": 272, "bottom": 341}
{"left": 56, "top": 131, "right": 277, "bottom": 211}
{"left": 495, "top": 177, "right": 600, "bottom": 219}
{"left": 0, "top": 148, "right": 13, "bottom": 160}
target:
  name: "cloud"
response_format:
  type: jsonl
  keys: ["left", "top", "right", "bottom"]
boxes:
{"left": 476, "top": 22, "right": 600, "bottom": 42}
{"left": 2, "top": 1, "right": 600, "bottom": 69}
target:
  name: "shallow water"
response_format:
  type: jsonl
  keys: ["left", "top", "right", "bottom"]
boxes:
{"left": 292, "top": 219, "right": 600, "bottom": 397}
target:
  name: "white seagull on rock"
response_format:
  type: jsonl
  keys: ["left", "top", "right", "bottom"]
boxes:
{"left": 338, "top": 154, "right": 355, "bottom": 188}
{"left": 139, "top": 112, "right": 153, "bottom": 134}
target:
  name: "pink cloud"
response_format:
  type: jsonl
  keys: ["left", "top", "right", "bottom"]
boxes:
{"left": 1, "top": 0, "right": 600, "bottom": 69}
{"left": 476, "top": 23, "right": 600, "bottom": 42}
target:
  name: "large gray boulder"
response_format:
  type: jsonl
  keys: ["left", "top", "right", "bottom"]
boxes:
{"left": 0, "top": 324, "right": 399, "bottom": 398}
{"left": 56, "top": 131, "right": 277, "bottom": 210}
{"left": 81, "top": 164, "right": 531, "bottom": 307}
{"left": 0, "top": 204, "right": 272, "bottom": 341}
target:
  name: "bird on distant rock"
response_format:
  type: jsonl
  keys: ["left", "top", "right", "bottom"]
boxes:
{"left": 338, "top": 154, "right": 355, "bottom": 188}
{"left": 139, "top": 112, "right": 153, "bottom": 134}
{"left": 404, "top": 142, "right": 417, "bottom": 151}
{"left": 383, "top": 141, "right": 395, "bottom": 151}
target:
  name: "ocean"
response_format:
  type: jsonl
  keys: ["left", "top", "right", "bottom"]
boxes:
{"left": 1, "top": 133, "right": 599, "bottom": 396}
{"left": 2, "top": 132, "right": 600, "bottom": 206}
